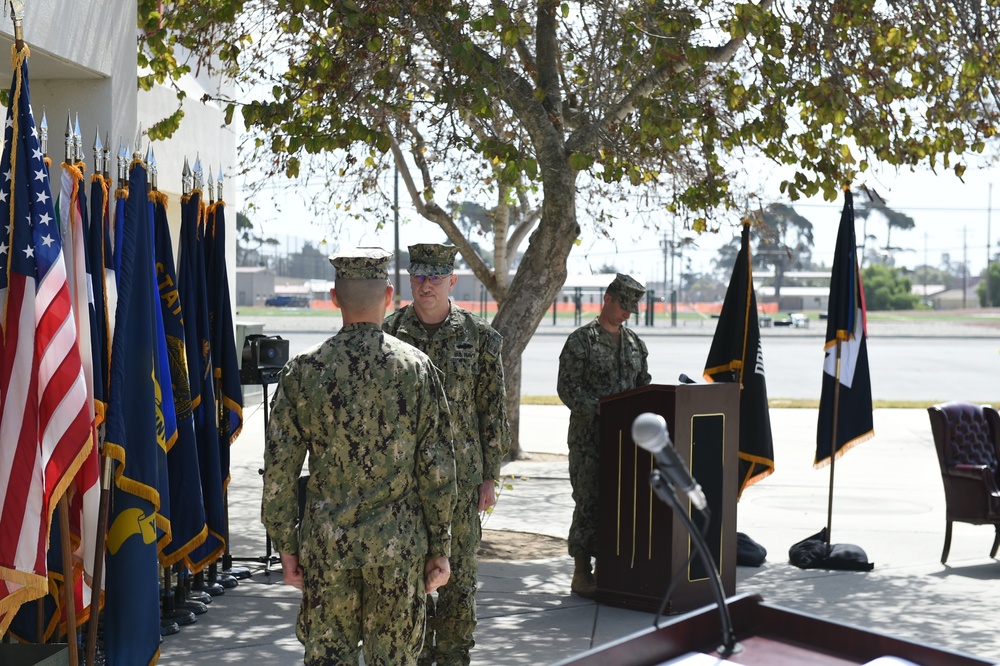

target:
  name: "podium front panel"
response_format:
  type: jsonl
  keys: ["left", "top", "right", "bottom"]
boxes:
{"left": 595, "top": 383, "right": 738, "bottom": 614}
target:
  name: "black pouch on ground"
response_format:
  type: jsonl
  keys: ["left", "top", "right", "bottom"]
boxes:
{"left": 736, "top": 532, "right": 767, "bottom": 567}
{"left": 788, "top": 528, "right": 874, "bottom": 571}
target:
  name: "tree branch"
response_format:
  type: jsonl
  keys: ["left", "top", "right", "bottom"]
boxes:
{"left": 387, "top": 126, "right": 500, "bottom": 297}
{"left": 567, "top": 0, "right": 774, "bottom": 155}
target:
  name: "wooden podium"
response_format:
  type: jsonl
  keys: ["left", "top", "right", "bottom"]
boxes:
{"left": 556, "top": 593, "right": 996, "bottom": 665}
{"left": 595, "top": 383, "right": 739, "bottom": 615}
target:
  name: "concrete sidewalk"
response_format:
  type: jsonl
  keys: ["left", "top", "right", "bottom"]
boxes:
{"left": 157, "top": 400, "right": 1000, "bottom": 666}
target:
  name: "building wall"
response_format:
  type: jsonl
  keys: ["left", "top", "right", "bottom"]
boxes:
{"left": 0, "top": 3, "right": 239, "bottom": 318}
{"left": 1, "top": 2, "right": 137, "bottom": 170}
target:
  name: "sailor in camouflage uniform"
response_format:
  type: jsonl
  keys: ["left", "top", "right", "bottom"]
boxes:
{"left": 557, "top": 273, "right": 651, "bottom": 598}
{"left": 383, "top": 243, "right": 510, "bottom": 666}
{"left": 262, "top": 248, "right": 458, "bottom": 666}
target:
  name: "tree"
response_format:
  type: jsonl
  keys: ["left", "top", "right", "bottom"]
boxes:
{"left": 977, "top": 262, "right": 1000, "bottom": 307}
{"left": 753, "top": 204, "right": 813, "bottom": 300}
{"left": 140, "top": 1, "right": 1000, "bottom": 458}
{"left": 854, "top": 188, "right": 917, "bottom": 267}
{"left": 861, "top": 264, "right": 921, "bottom": 311}
{"left": 713, "top": 204, "right": 813, "bottom": 300}
{"left": 235, "top": 210, "right": 280, "bottom": 267}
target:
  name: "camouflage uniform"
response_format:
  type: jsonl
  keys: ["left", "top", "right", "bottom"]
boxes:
{"left": 383, "top": 244, "right": 510, "bottom": 666}
{"left": 263, "top": 249, "right": 457, "bottom": 666}
{"left": 557, "top": 274, "right": 650, "bottom": 560}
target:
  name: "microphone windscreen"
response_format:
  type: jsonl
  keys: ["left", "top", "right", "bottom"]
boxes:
{"left": 631, "top": 412, "right": 668, "bottom": 453}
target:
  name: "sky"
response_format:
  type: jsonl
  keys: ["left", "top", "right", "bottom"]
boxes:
{"left": 241, "top": 158, "right": 1000, "bottom": 289}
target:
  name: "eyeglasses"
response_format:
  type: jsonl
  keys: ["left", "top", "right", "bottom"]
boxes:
{"left": 411, "top": 274, "right": 449, "bottom": 285}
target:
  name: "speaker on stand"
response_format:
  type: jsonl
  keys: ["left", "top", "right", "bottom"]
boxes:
{"left": 225, "top": 334, "right": 290, "bottom": 580}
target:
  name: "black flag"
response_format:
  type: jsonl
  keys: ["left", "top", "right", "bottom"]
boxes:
{"left": 703, "top": 221, "right": 774, "bottom": 499}
{"left": 816, "top": 189, "right": 874, "bottom": 466}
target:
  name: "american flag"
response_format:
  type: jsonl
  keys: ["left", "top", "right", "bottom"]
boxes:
{"left": 0, "top": 51, "right": 95, "bottom": 634}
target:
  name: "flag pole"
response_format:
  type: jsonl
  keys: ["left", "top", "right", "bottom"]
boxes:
{"left": 15, "top": 7, "right": 81, "bottom": 662}
{"left": 84, "top": 128, "right": 111, "bottom": 666}
{"left": 57, "top": 113, "right": 82, "bottom": 666}
{"left": 826, "top": 341, "right": 843, "bottom": 545}
{"left": 84, "top": 456, "right": 112, "bottom": 666}
{"left": 57, "top": 497, "right": 80, "bottom": 666}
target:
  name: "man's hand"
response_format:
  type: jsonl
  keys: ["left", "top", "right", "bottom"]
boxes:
{"left": 424, "top": 556, "right": 451, "bottom": 593}
{"left": 280, "top": 552, "right": 304, "bottom": 589}
{"left": 478, "top": 479, "right": 497, "bottom": 511}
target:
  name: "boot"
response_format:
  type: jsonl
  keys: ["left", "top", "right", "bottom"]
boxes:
{"left": 571, "top": 556, "right": 597, "bottom": 598}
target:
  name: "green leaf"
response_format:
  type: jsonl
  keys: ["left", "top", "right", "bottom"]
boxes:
{"left": 567, "top": 152, "right": 594, "bottom": 171}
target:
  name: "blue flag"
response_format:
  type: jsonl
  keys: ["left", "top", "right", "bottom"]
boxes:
{"left": 152, "top": 189, "right": 208, "bottom": 567}
{"left": 206, "top": 200, "right": 243, "bottom": 488}
{"left": 178, "top": 190, "right": 226, "bottom": 571}
{"left": 102, "top": 161, "right": 167, "bottom": 666}
{"left": 816, "top": 189, "right": 875, "bottom": 466}
{"left": 87, "top": 173, "right": 112, "bottom": 425}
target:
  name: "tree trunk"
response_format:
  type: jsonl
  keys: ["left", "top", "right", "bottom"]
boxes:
{"left": 493, "top": 160, "right": 579, "bottom": 459}
{"left": 503, "top": 354, "right": 523, "bottom": 460}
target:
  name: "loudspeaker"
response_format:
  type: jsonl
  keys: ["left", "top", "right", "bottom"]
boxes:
{"left": 240, "top": 334, "right": 289, "bottom": 385}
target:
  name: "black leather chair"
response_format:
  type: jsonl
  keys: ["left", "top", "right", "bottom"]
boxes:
{"left": 927, "top": 401, "right": 1000, "bottom": 563}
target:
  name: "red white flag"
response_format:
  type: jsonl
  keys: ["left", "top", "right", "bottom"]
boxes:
{"left": 0, "top": 50, "right": 95, "bottom": 634}
{"left": 56, "top": 160, "right": 101, "bottom": 625}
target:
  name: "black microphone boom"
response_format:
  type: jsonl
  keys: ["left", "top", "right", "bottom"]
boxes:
{"left": 632, "top": 411, "right": 741, "bottom": 657}
{"left": 631, "top": 412, "right": 707, "bottom": 511}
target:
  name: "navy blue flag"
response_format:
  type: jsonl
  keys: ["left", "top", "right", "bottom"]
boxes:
{"left": 178, "top": 190, "right": 226, "bottom": 571}
{"left": 87, "top": 173, "right": 111, "bottom": 425}
{"left": 152, "top": 189, "right": 208, "bottom": 567}
{"left": 205, "top": 200, "right": 243, "bottom": 489}
{"left": 147, "top": 190, "right": 176, "bottom": 557}
{"left": 102, "top": 161, "right": 167, "bottom": 666}
{"left": 816, "top": 189, "right": 875, "bottom": 466}
{"left": 704, "top": 221, "right": 775, "bottom": 498}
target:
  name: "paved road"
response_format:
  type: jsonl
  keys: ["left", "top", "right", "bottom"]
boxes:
{"left": 240, "top": 315, "right": 1000, "bottom": 402}
{"left": 524, "top": 334, "right": 1000, "bottom": 402}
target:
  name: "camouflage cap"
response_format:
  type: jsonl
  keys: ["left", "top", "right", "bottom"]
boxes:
{"left": 407, "top": 243, "right": 459, "bottom": 276}
{"left": 608, "top": 273, "right": 646, "bottom": 314}
{"left": 329, "top": 247, "right": 392, "bottom": 280}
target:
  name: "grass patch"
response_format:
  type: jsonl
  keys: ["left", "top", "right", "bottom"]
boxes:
{"left": 522, "top": 396, "right": 565, "bottom": 406}
{"left": 237, "top": 307, "right": 336, "bottom": 317}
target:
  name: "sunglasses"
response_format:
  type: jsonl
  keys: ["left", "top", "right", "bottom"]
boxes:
{"left": 411, "top": 275, "right": 449, "bottom": 285}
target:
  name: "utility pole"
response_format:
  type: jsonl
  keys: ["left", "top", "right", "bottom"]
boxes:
{"left": 988, "top": 184, "right": 993, "bottom": 307}
{"left": 923, "top": 232, "right": 928, "bottom": 306}
{"left": 394, "top": 166, "right": 401, "bottom": 309}
{"left": 670, "top": 226, "right": 678, "bottom": 327}
{"left": 963, "top": 226, "right": 968, "bottom": 309}
{"left": 661, "top": 231, "right": 668, "bottom": 325}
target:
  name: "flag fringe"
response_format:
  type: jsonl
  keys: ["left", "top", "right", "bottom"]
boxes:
{"left": 159, "top": 525, "right": 209, "bottom": 568}
{"left": 813, "top": 428, "right": 875, "bottom": 469}
{"left": 0, "top": 567, "right": 46, "bottom": 635}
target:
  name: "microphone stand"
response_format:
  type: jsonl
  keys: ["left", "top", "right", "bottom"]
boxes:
{"left": 648, "top": 468, "right": 741, "bottom": 657}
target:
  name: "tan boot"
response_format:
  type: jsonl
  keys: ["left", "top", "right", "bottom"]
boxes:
{"left": 571, "top": 556, "right": 597, "bottom": 598}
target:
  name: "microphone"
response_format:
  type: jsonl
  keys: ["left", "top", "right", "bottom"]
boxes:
{"left": 678, "top": 373, "right": 697, "bottom": 384}
{"left": 631, "top": 412, "right": 707, "bottom": 511}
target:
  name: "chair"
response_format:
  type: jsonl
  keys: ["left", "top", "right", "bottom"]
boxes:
{"left": 927, "top": 401, "right": 1000, "bottom": 563}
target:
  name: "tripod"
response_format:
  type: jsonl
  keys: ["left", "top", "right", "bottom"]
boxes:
{"left": 226, "top": 380, "right": 283, "bottom": 580}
